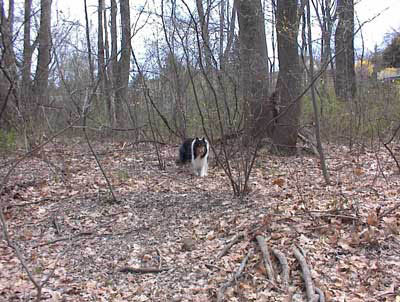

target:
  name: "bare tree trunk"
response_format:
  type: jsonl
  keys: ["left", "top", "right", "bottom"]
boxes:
{"left": 306, "top": 0, "right": 330, "bottom": 184}
{"left": 22, "top": 0, "right": 33, "bottom": 98}
{"left": 237, "top": 0, "right": 271, "bottom": 144}
{"left": 110, "top": 0, "right": 118, "bottom": 126}
{"left": 97, "top": 0, "right": 105, "bottom": 111}
{"left": 34, "top": 0, "right": 52, "bottom": 97}
{"left": 312, "top": 0, "right": 334, "bottom": 116}
{"left": 102, "top": 0, "right": 113, "bottom": 126}
{"left": 334, "top": 0, "right": 356, "bottom": 101}
{"left": 222, "top": 0, "right": 236, "bottom": 70}
{"left": 0, "top": 0, "right": 17, "bottom": 129}
{"left": 160, "top": 0, "right": 185, "bottom": 138}
{"left": 27, "top": 0, "right": 52, "bottom": 150}
{"left": 272, "top": 0, "right": 302, "bottom": 154}
{"left": 218, "top": 0, "right": 225, "bottom": 69}
{"left": 196, "top": 0, "right": 212, "bottom": 70}
{"left": 83, "top": 0, "right": 94, "bottom": 84}
{"left": 114, "top": 0, "right": 131, "bottom": 128}
{"left": 0, "top": 0, "right": 17, "bottom": 82}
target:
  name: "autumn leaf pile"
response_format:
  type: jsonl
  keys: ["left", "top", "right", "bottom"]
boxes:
{"left": 0, "top": 140, "right": 399, "bottom": 301}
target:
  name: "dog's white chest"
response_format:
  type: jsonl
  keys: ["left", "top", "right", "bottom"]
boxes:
{"left": 192, "top": 155, "right": 208, "bottom": 177}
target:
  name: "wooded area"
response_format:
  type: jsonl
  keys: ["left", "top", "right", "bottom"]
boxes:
{"left": 1, "top": 0, "right": 400, "bottom": 301}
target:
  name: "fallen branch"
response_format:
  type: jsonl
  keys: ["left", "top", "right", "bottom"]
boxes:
{"left": 293, "top": 246, "right": 319, "bottom": 302}
{"left": 256, "top": 235, "right": 276, "bottom": 284}
{"left": 272, "top": 248, "right": 290, "bottom": 290}
{"left": 33, "top": 232, "right": 94, "bottom": 248}
{"left": 217, "top": 233, "right": 243, "bottom": 259}
{"left": 119, "top": 267, "right": 170, "bottom": 274}
{"left": 378, "top": 201, "right": 400, "bottom": 220}
{"left": 217, "top": 248, "right": 252, "bottom": 302}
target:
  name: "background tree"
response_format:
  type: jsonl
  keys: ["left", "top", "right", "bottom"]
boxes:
{"left": 334, "top": 0, "right": 356, "bottom": 100}
{"left": 237, "top": 0, "right": 271, "bottom": 144}
{"left": 0, "top": 0, "right": 17, "bottom": 128}
{"left": 382, "top": 32, "right": 400, "bottom": 68}
{"left": 272, "top": 0, "right": 303, "bottom": 154}
{"left": 114, "top": 0, "right": 131, "bottom": 128}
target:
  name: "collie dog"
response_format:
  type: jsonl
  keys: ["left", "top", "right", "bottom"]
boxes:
{"left": 178, "top": 137, "right": 209, "bottom": 177}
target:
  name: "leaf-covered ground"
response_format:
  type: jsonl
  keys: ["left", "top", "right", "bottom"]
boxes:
{"left": 0, "top": 141, "right": 399, "bottom": 302}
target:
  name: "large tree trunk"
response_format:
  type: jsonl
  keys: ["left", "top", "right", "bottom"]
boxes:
{"left": 98, "top": 0, "right": 105, "bottom": 90}
{"left": 334, "top": 0, "right": 356, "bottom": 101}
{"left": 110, "top": 0, "right": 118, "bottom": 126}
{"left": 272, "top": 0, "right": 302, "bottom": 154}
{"left": 196, "top": 0, "right": 212, "bottom": 70}
{"left": 115, "top": 0, "right": 131, "bottom": 128}
{"left": 0, "top": 0, "right": 17, "bottom": 127}
{"left": 237, "top": 0, "right": 270, "bottom": 144}
{"left": 101, "top": 0, "right": 113, "bottom": 126}
{"left": 33, "top": 0, "right": 52, "bottom": 99}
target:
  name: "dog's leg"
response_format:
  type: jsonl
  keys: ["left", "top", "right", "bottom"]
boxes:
{"left": 199, "top": 161, "right": 207, "bottom": 177}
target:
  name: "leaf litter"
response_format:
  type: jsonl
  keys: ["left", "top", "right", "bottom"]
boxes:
{"left": 0, "top": 141, "right": 399, "bottom": 301}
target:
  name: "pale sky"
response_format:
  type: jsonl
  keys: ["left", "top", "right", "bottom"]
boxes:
{"left": 355, "top": 0, "right": 400, "bottom": 50}
{"left": 55, "top": 0, "right": 400, "bottom": 53}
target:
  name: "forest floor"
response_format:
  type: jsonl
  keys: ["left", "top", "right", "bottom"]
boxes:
{"left": 0, "top": 140, "right": 399, "bottom": 302}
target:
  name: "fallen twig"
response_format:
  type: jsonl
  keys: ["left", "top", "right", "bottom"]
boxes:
{"left": 378, "top": 201, "right": 400, "bottom": 220}
{"left": 33, "top": 232, "right": 93, "bottom": 248}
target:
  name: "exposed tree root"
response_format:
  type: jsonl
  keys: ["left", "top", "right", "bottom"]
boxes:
{"left": 315, "top": 286, "right": 325, "bottom": 302}
{"left": 272, "top": 248, "right": 290, "bottom": 290}
{"left": 256, "top": 235, "right": 276, "bottom": 284}
{"left": 216, "top": 248, "right": 252, "bottom": 302}
{"left": 214, "top": 234, "right": 325, "bottom": 302}
{"left": 293, "top": 246, "right": 319, "bottom": 302}
{"left": 217, "top": 232, "right": 243, "bottom": 259}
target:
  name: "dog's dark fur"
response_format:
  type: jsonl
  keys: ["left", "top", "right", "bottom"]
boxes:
{"left": 178, "top": 137, "right": 209, "bottom": 176}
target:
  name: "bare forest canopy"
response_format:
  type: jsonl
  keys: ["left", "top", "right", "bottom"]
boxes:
{"left": 1, "top": 0, "right": 399, "bottom": 152}
{"left": 1, "top": 1, "right": 400, "bottom": 301}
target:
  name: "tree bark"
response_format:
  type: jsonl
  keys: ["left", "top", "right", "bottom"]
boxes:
{"left": 0, "top": 0, "right": 17, "bottom": 82}
{"left": 0, "top": 0, "right": 17, "bottom": 128}
{"left": 237, "top": 0, "right": 271, "bottom": 144}
{"left": 196, "top": 0, "right": 212, "bottom": 70}
{"left": 114, "top": 0, "right": 131, "bottom": 128}
{"left": 83, "top": 0, "right": 94, "bottom": 84}
{"left": 272, "top": 0, "right": 302, "bottom": 154}
{"left": 34, "top": 0, "right": 52, "bottom": 99}
{"left": 110, "top": 0, "right": 118, "bottom": 126}
{"left": 98, "top": 0, "right": 105, "bottom": 90}
{"left": 334, "top": 0, "right": 356, "bottom": 101}
{"left": 22, "top": 0, "right": 33, "bottom": 98}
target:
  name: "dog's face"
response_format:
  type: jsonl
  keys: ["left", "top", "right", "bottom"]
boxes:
{"left": 193, "top": 137, "right": 208, "bottom": 158}
{"left": 194, "top": 144, "right": 206, "bottom": 156}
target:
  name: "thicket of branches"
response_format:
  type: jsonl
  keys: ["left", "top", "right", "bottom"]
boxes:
{"left": 0, "top": 0, "right": 399, "bottom": 194}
